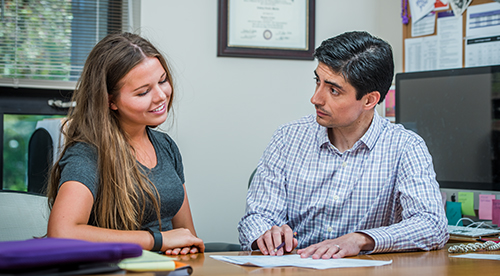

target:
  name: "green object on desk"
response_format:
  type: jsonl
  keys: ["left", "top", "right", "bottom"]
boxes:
{"left": 446, "top": 201, "right": 463, "bottom": 226}
{"left": 118, "top": 250, "right": 176, "bottom": 271}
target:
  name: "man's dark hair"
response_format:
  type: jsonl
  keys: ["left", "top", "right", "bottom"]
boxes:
{"left": 313, "top": 31, "right": 394, "bottom": 103}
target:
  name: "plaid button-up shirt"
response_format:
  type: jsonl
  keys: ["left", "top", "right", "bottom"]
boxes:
{"left": 238, "top": 111, "right": 449, "bottom": 253}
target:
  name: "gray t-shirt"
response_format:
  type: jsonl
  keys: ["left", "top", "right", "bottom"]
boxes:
{"left": 59, "top": 127, "right": 185, "bottom": 231}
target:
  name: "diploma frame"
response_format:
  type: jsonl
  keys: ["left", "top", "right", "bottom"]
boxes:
{"left": 217, "top": 0, "right": 315, "bottom": 60}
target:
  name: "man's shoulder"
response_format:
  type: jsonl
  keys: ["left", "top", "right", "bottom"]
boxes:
{"left": 278, "top": 114, "right": 319, "bottom": 133}
{"left": 380, "top": 120, "right": 426, "bottom": 146}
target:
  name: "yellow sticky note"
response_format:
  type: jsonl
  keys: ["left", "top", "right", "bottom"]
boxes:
{"left": 119, "top": 250, "right": 176, "bottom": 271}
{"left": 458, "top": 192, "right": 475, "bottom": 216}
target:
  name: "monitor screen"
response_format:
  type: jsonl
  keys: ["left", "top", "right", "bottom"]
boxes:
{"left": 396, "top": 65, "right": 500, "bottom": 191}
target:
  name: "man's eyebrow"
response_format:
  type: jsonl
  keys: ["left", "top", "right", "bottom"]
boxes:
{"left": 314, "top": 70, "right": 343, "bottom": 90}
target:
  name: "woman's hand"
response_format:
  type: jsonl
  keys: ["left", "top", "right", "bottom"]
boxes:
{"left": 164, "top": 246, "right": 199, "bottom": 255}
{"left": 161, "top": 228, "right": 204, "bottom": 254}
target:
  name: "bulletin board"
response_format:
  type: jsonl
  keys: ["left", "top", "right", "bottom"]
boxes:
{"left": 402, "top": 0, "right": 499, "bottom": 71}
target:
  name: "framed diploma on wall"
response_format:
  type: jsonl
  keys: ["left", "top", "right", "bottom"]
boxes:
{"left": 218, "top": 0, "right": 315, "bottom": 60}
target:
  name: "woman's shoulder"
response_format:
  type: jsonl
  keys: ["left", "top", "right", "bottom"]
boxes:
{"left": 64, "top": 141, "right": 97, "bottom": 155}
{"left": 148, "top": 128, "right": 172, "bottom": 140}
{"left": 147, "top": 128, "right": 181, "bottom": 155}
{"left": 60, "top": 141, "right": 98, "bottom": 164}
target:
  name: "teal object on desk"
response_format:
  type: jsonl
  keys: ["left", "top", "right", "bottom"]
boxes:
{"left": 446, "top": 201, "right": 463, "bottom": 226}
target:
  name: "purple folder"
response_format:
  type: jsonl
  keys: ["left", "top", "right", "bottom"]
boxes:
{"left": 0, "top": 238, "right": 142, "bottom": 273}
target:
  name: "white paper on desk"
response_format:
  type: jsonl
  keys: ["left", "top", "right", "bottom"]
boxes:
{"left": 409, "top": 0, "right": 435, "bottom": 23}
{"left": 450, "top": 253, "right": 500, "bottom": 260}
{"left": 210, "top": 255, "right": 392, "bottom": 270}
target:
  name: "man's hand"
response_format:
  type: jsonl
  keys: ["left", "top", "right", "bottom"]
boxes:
{"left": 252, "top": 225, "right": 298, "bottom": 256}
{"left": 296, "top": 232, "right": 374, "bottom": 259}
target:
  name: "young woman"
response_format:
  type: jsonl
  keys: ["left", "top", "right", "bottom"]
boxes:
{"left": 47, "top": 33, "right": 204, "bottom": 255}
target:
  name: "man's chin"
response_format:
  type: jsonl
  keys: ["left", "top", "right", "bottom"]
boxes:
{"left": 315, "top": 116, "right": 331, "bottom": 128}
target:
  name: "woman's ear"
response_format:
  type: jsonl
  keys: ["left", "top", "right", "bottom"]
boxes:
{"left": 108, "top": 95, "right": 118, "bottom": 110}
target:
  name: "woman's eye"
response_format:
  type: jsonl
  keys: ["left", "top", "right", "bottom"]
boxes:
{"left": 138, "top": 90, "right": 149, "bottom": 96}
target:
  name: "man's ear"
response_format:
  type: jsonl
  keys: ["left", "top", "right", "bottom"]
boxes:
{"left": 363, "top": 91, "right": 381, "bottom": 110}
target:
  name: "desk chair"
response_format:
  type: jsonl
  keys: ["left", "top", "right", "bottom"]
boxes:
{"left": 204, "top": 168, "right": 257, "bottom": 252}
{"left": 248, "top": 168, "right": 257, "bottom": 188}
{"left": 0, "top": 190, "right": 49, "bottom": 241}
{"left": 27, "top": 128, "right": 53, "bottom": 195}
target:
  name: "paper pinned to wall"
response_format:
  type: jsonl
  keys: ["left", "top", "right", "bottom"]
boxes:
{"left": 450, "top": 0, "right": 472, "bottom": 16}
{"left": 435, "top": 0, "right": 450, "bottom": 11}
{"left": 404, "top": 36, "right": 438, "bottom": 72}
{"left": 412, "top": 11, "right": 436, "bottom": 37}
{"left": 409, "top": 0, "right": 435, "bottom": 23}
{"left": 464, "top": 2, "right": 500, "bottom": 67}
{"left": 436, "top": 10, "right": 463, "bottom": 70}
{"left": 466, "top": 2, "right": 500, "bottom": 38}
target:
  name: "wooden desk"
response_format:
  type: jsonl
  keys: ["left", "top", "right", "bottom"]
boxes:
{"left": 169, "top": 245, "right": 500, "bottom": 276}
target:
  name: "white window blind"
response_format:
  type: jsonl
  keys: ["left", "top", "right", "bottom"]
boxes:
{"left": 0, "top": 0, "right": 131, "bottom": 89}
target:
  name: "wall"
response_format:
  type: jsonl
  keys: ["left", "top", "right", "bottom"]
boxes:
{"left": 140, "top": 0, "right": 402, "bottom": 244}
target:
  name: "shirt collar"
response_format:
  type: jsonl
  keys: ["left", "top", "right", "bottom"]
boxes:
{"left": 359, "top": 110, "right": 384, "bottom": 151}
{"left": 315, "top": 110, "right": 385, "bottom": 152}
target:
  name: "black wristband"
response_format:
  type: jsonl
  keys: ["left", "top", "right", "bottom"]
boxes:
{"left": 147, "top": 227, "right": 163, "bottom": 252}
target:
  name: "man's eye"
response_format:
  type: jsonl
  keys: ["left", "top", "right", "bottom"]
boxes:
{"left": 314, "top": 77, "right": 319, "bottom": 83}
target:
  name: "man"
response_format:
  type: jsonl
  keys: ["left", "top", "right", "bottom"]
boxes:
{"left": 237, "top": 31, "right": 449, "bottom": 259}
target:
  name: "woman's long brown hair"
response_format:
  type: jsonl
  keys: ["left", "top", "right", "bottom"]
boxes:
{"left": 47, "top": 33, "right": 174, "bottom": 230}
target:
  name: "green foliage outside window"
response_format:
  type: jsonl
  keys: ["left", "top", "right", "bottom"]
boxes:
{"left": 3, "top": 115, "right": 65, "bottom": 191}
{"left": 0, "top": 0, "right": 72, "bottom": 80}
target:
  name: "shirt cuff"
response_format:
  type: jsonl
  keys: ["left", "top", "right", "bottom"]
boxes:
{"left": 356, "top": 228, "right": 394, "bottom": 254}
{"left": 238, "top": 217, "right": 273, "bottom": 251}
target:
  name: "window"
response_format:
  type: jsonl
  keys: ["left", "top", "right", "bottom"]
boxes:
{"left": 1, "top": 86, "right": 72, "bottom": 193}
{"left": 0, "top": 0, "right": 140, "bottom": 192}
{"left": 0, "top": 0, "right": 136, "bottom": 89}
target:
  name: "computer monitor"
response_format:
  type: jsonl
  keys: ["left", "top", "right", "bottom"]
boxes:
{"left": 396, "top": 65, "right": 500, "bottom": 191}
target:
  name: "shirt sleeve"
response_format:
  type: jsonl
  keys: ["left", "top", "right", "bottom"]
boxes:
{"left": 59, "top": 142, "right": 99, "bottom": 200}
{"left": 164, "top": 133, "right": 185, "bottom": 185}
{"left": 357, "top": 138, "right": 449, "bottom": 253}
{"left": 237, "top": 127, "right": 290, "bottom": 251}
